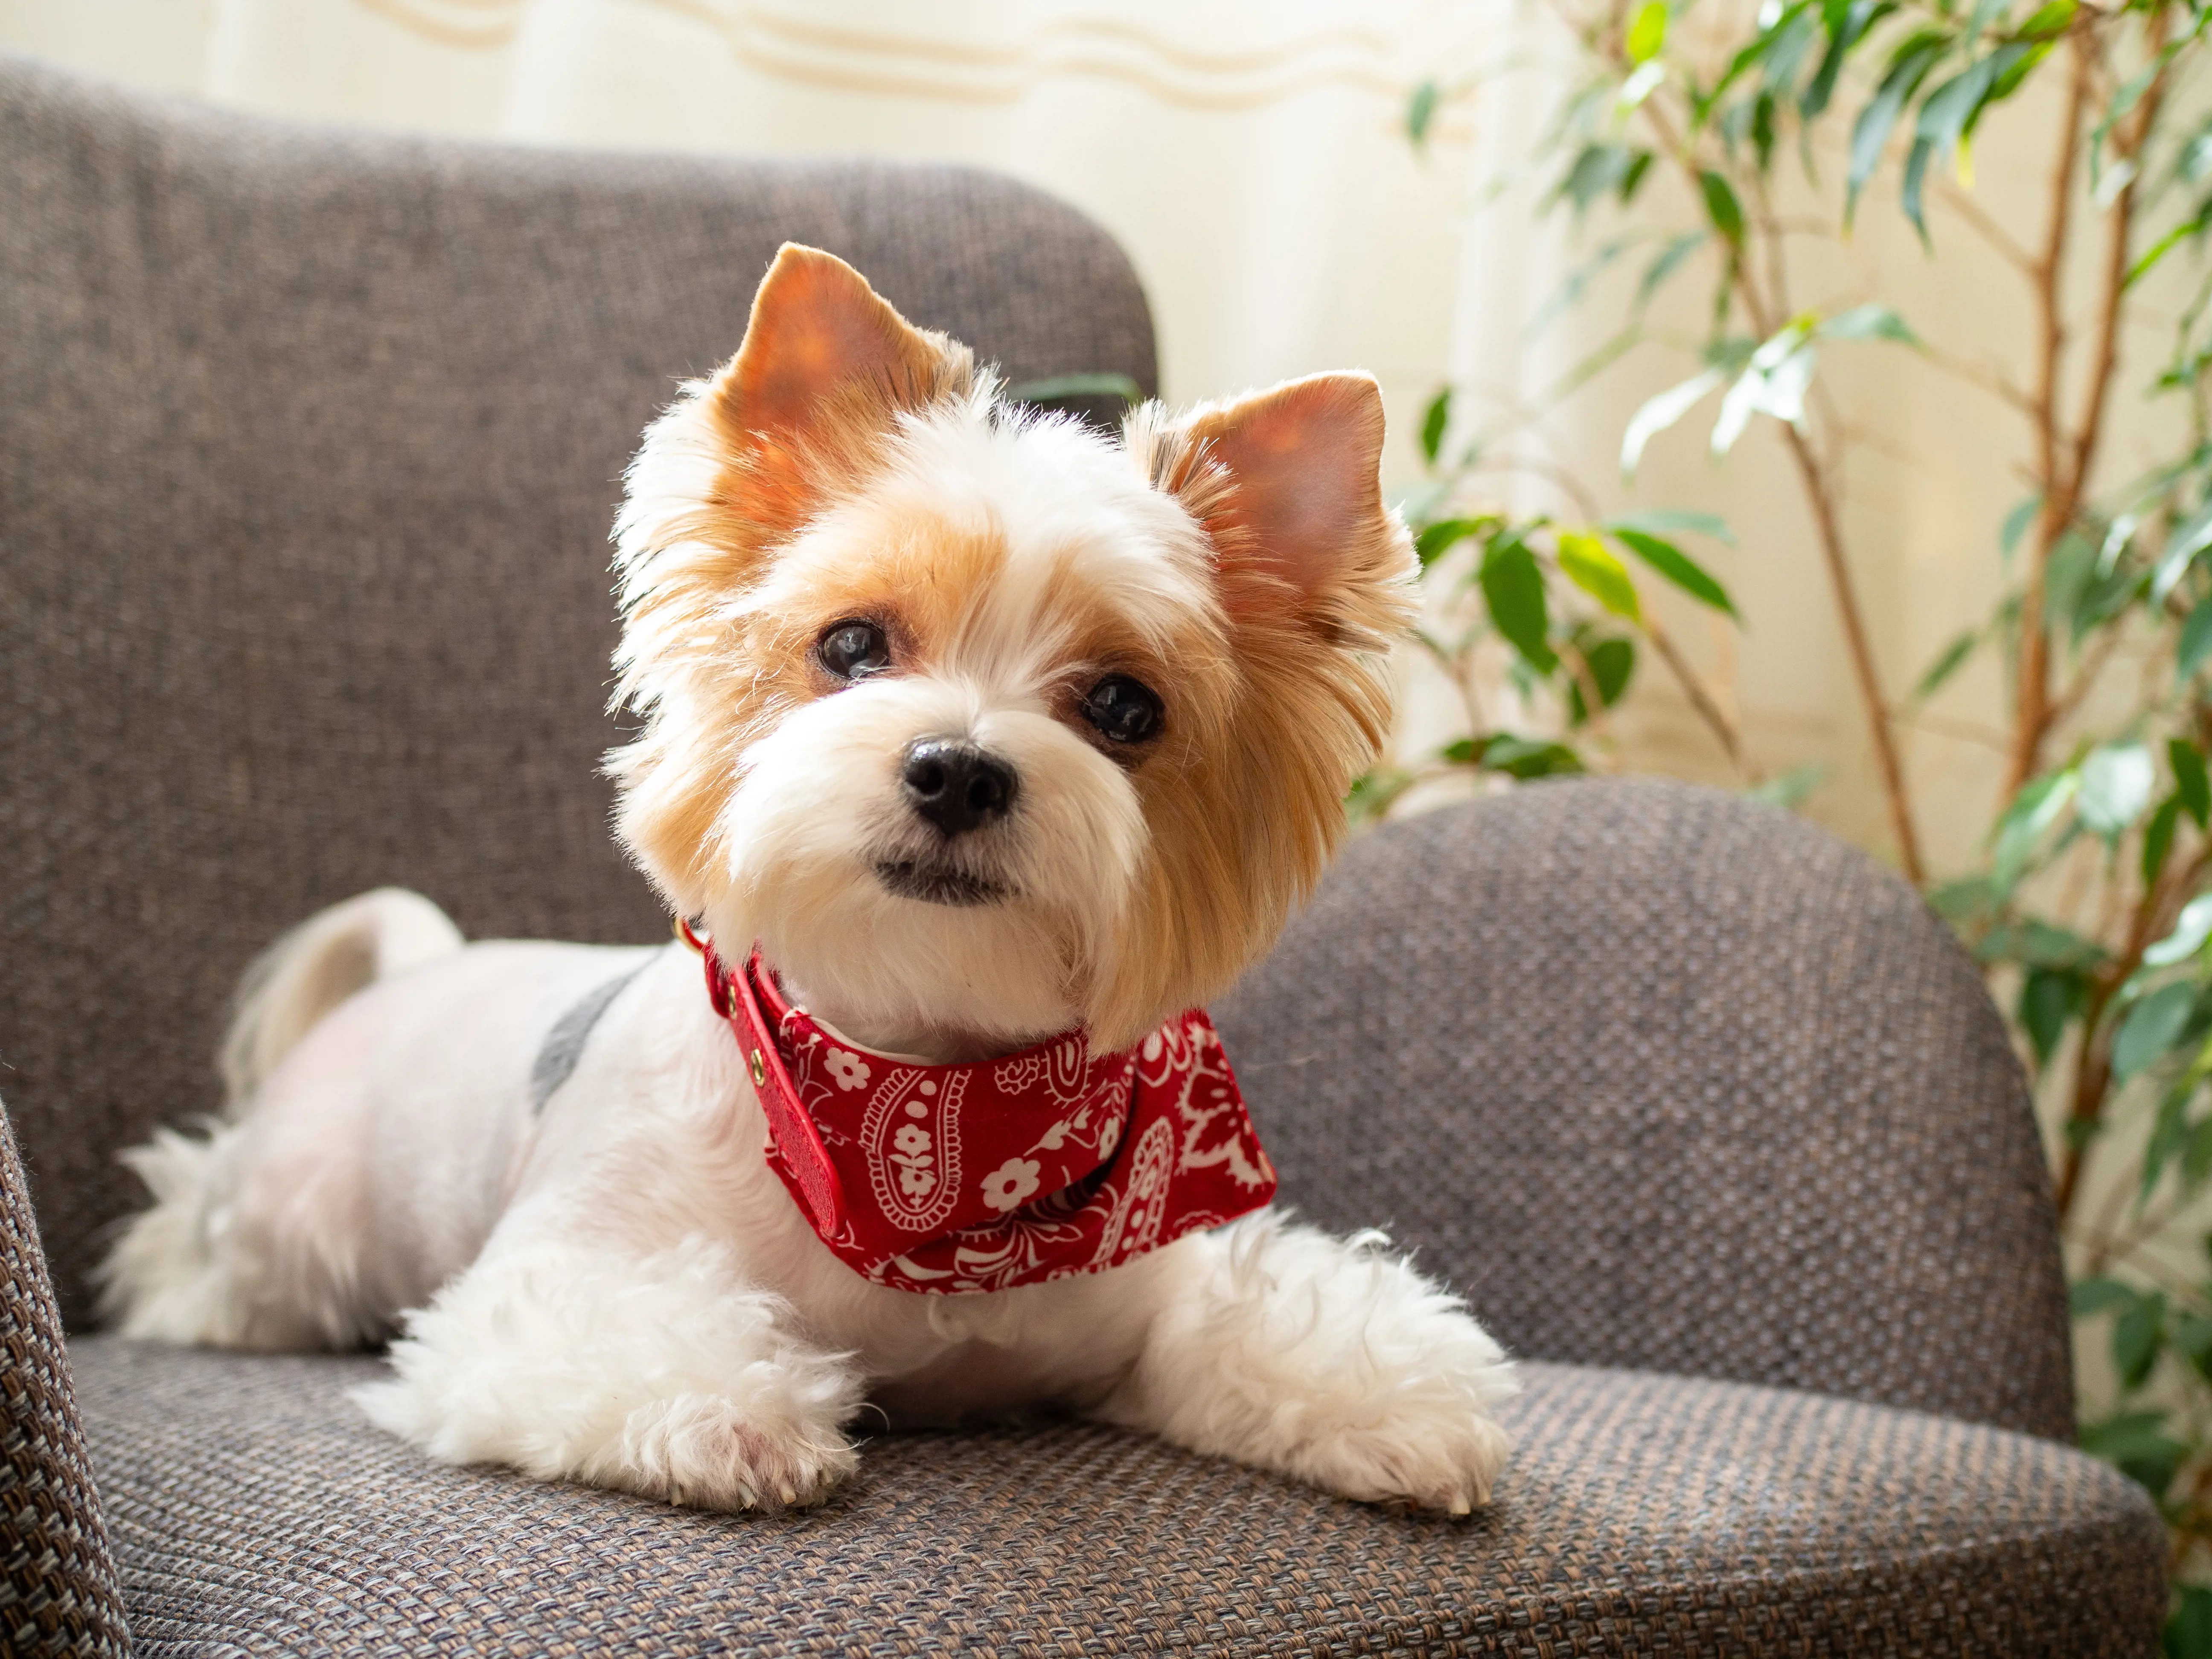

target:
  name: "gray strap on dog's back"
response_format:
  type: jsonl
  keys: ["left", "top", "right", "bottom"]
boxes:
{"left": 529, "top": 961, "right": 649, "bottom": 1112}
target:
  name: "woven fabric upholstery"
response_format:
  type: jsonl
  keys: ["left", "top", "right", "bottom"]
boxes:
{"left": 69, "top": 1336, "right": 2160, "bottom": 1658}
{"left": 0, "top": 1110, "right": 127, "bottom": 1656}
{"left": 1215, "top": 779, "right": 2075, "bottom": 1441}
{"left": 1212, "top": 778, "right": 2070, "bottom": 1442}
{"left": 0, "top": 54, "right": 1156, "bottom": 1325}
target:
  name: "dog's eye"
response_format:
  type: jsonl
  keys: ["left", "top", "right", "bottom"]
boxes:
{"left": 817, "top": 620, "right": 891, "bottom": 681}
{"left": 1081, "top": 676, "right": 1163, "bottom": 745}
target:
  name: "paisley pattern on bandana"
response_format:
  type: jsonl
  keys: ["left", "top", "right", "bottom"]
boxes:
{"left": 703, "top": 946, "right": 1276, "bottom": 1295}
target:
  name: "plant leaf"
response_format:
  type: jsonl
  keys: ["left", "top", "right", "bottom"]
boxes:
{"left": 2078, "top": 742, "right": 2156, "bottom": 838}
{"left": 1909, "top": 628, "right": 1978, "bottom": 702}
{"left": 1557, "top": 532, "right": 1643, "bottom": 621}
{"left": 1804, "top": 0, "right": 1892, "bottom": 119}
{"left": 1699, "top": 170, "right": 1746, "bottom": 246}
{"left": 1711, "top": 319, "right": 1818, "bottom": 454}
{"left": 1407, "top": 79, "right": 1441, "bottom": 147}
{"left": 1420, "top": 388, "right": 1451, "bottom": 466}
{"left": 2180, "top": 595, "right": 2212, "bottom": 684}
{"left": 1916, "top": 57, "right": 1999, "bottom": 163}
{"left": 1977, "top": 918, "right": 2107, "bottom": 969}
{"left": 2114, "top": 982, "right": 2197, "bottom": 1083}
{"left": 2156, "top": 500, "right": 2212, "bottom": 600}
{"left": 1415, "top": 516, "right": 1493, "bottom": 570}
{"left": 1003, "top": 372, "right": 1144, "bottom": 408}
{"left": 1747, "top": 763, "right": 1825, "bottom": 807}
{"left": 2145, "top": 795, "right": 2182, "bottom": 888}
{"left": 1991, "top": 769, "right": 2078, "bottom": 889}
{"left": 2146, "top": 1085, "right": 2195, "bottom": 1199}
{"left": 1558, "top": 144, "right": 1648, "bottom": 214}
{"left": 2146, "top": 894, "right": 2212, "bottom": 968}
{"left": 1569, "top": 636, "right": 1637, "bottom": 722}
{"left": 1612, "top": 529, "right": 1741, "bottom": 617}
{"left": 2071, "top": 1275, "right": 2138, "bottom": 1316}
{"left": 1479, "top": 536, "right": 1557, "bottom": 672}
{"left": 1900, "top": 137, "right": 1934, "bottom": 246}
{"left": 1606, "top": 509, "right": 1737, "bottom": 545}
{"left": 1636, "top": 232, "right": 1709, "bottom": 310}
{"left": 2113, "top": 1288, "right": 2168, "bottom": 1388}
{"left": 1627, "top": 0, "right": 1669, "bottom": 63}
{"left": 2021, "top": 966, "right": 2083, "bottom": 1063}
{"left": 2079, "top": 1409, "right": 2186, "bottom": 1494}
{"left": 1819, "top": 302, "right": 1918, "bottom": 343}
{"left": 2175, "top": 739, "right": 2211, "bottom": 827}
{"left": 1621, "top": 370, "right": 1726, "bottom": 475}
{"left": 1846, "top": 30, "right": 1950, "bottom": 225}
{"left": 2171, "top": 1586, "right": 2212, "bottom": 1659}
{"left": 1479, "top": 735, "right": 1586, "bottom": 778}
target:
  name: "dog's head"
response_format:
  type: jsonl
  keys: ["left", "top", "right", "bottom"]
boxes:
{"left": 610, "top": 245, "right": 1415, "bottom": 1054}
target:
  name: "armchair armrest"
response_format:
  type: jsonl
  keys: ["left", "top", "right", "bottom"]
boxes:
{"left": 1216, "top": 777, "right": 2073, "bottom": 1438}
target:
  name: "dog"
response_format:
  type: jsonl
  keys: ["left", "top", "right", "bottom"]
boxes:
{"left": 102, "top": 244, "right": 1516, "bottom": 1514}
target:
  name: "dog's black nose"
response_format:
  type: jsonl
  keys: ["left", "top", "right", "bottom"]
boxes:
{"left": 900, "top": 739, "right": 1017, "bottom": 838}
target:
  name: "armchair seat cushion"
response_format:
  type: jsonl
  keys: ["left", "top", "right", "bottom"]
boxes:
{"left": 70, "top": 1336, "right": 2161, "bottom": 1657}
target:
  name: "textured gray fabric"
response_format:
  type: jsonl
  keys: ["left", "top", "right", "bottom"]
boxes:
{"left": 1215, "top": 778, "right": 2075, "bottom": 1441}
{"left": 69, "top": 1335, "right": 2162, "bottom": 1657}
{"left": 0, "top": 1109, "right": 126, "bottom": 1656}
{"left": 0, "top": 53, "right": 1157, "bottom": 1324}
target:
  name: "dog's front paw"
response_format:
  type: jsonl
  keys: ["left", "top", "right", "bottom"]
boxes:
{"left": 1305, "top": 1376, "right": 1515, "bottom": 1514}
{"left": 1101, "top": 1214, "right": 1521, "bottom": 1513}
{"left": 355, "top": 1234, "right": 867, "bottom": 1513}
{"left": 591, "top": 1391, "right": 859, "bottom": 1512}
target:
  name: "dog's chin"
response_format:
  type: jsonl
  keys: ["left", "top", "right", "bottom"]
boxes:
{"left": 873, "top": 859, "right": 1013, "bottom": 908}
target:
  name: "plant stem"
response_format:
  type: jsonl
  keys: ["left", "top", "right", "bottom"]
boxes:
{"left": 1643, "top": 609, "right": 1764, "bottom": 782}
{"left": 2007, "top": 38, "right": 2090, "bottom": 805}
{"left": 1782, "top": 420, "right": 1927, "bottom": 882}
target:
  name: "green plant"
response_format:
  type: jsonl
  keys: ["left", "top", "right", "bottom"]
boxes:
{"left": 1397, "top": 0, "right": 2212, "bottom": 1628}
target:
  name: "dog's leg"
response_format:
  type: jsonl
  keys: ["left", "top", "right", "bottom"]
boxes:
{"left": 352, "top": 1209, "right": 863, "bottom": 1511}
{"left": 1091, "top": 1210, "right": 1517, "bottom": 1512}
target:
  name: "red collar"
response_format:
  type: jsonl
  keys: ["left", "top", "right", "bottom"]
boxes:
{"left": 690, "top": 935, "right": 1276, "bottom": 1294}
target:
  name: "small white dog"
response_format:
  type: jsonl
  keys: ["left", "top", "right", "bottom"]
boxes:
{"left": 103, "top": 245, "right": 1516, "bottom": 1513}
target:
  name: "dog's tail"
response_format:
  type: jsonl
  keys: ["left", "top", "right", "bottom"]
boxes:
{"left": 99, "top": 889, "right": 463, "bottom": 1345}
{"left": 217, "top": 887, "right": 463, "bottom": 1118}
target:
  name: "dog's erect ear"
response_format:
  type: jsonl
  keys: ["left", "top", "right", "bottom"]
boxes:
{"left": 725, "top": 245, "right": 947, "bottom": 437}
{"left": 708, "top": 244, "right": 970, "bottom": 533}
{"left": 1160, "top": 373, "right": 1405, "bottom": 637}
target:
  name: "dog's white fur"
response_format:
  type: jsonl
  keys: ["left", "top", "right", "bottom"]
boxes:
{"left": 103, "top": 247, "right": 1516, "bottom": 1514}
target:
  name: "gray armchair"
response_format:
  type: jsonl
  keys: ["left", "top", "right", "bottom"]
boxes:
{"left": 0, "top": 54, "right": 2168, "bottom": 1656}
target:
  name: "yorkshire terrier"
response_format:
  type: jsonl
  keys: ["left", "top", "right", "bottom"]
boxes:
{"left": 103, "top": 245, "right": 1516, "bottom": 1513}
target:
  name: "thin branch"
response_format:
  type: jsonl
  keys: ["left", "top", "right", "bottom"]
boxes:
{"left": 1933, "top": 175, "right": 2040, "bottom": 275}
{"left": 1782, "top": 421, "right": 1927, "bottom": 881}
{"left": 2006, "top": 37, "right": 2092, "bottom": 803}
{"left": 1919, "top": 343, "right": 2041, "bottom": 419}
{"left": 1641, "top": 609, "right": 1766, "bottom": 783}
{"left": 1894, "top": 707, "right": 2011, "bottom": 751}
{"left": 2046, "top": 624, "right": 2132, "bottom": 730}
{"left": 2069, "top": 11, "right": 2173, "bottom": 516}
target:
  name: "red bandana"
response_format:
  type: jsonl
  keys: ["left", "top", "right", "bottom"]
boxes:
{"left": 695, "top": 941, "right": 1276, "bottom": 1295}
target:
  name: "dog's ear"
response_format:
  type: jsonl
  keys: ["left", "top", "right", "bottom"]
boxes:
{"left": 709, "top": 244, "right": 970, "bottom": 533}
{"left": 1152, "top": 373, "right": 1409, "bottom": 641}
